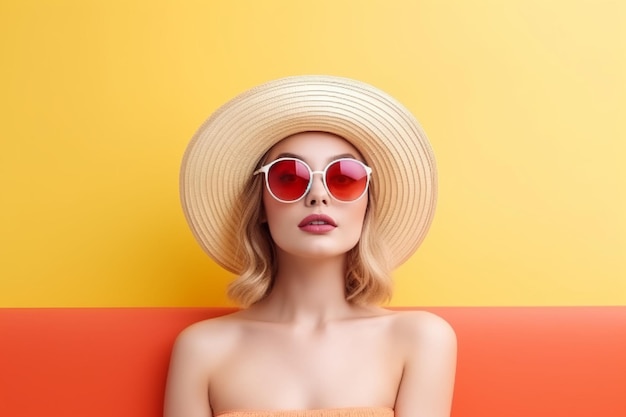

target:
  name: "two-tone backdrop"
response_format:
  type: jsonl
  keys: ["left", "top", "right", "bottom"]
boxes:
{"left": 2, "top": 2, "right": 625, "bottom": 416}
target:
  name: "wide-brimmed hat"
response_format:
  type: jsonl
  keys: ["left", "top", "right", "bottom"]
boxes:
{"left": 180, "top": 75, "right": 437, "bottom": 273}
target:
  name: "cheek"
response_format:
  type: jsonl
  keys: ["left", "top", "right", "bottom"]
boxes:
{"left": 347, "top": 198, "right": 369, "bottom": 235}
{"left": 356, "top": 197, "right": 369, "bottom": 221}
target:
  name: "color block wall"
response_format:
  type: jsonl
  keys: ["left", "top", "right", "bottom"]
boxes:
{"left": 1, "top": 2, "right": 625, "bottom": 416}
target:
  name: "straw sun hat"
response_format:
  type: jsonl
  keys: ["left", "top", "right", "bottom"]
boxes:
{"left": 180, "top": 75, "right": 437, "bottom": 273}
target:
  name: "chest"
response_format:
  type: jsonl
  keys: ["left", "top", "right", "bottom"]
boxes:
{"left": 210, "top": 325, "right": 404, "bottom": 411}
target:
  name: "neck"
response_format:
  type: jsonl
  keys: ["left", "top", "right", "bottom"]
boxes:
{"left": 255, "top": 251, "right": 354, "bottom": 325}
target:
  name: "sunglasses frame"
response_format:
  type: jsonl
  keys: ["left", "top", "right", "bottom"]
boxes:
{"left": 253, "top": 157, "right": 372, "bottom": 203}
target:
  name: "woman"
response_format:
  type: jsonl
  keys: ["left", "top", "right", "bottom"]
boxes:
{"left": 164, "top": 76, "right": 457, "bottom": 417}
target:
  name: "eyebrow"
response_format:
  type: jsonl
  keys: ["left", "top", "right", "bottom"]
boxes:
{"left": 274, "top": 152, "right": 359, "bottom": 163}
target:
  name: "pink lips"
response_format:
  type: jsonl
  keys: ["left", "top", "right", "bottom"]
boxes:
{"left": 298, "top": 214, "right": 337, "bottom": 233}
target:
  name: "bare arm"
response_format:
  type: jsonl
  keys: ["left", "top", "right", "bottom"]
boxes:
{"left": 163, "top": 325, "right": 213, "bottom": 417}
{"left": 393, "top": 312, "right": 457, "bottom": 417}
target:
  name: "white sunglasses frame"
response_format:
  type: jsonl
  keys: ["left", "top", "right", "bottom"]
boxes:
{"left": 253, "top": 157, "right": 372, "bottom": 203}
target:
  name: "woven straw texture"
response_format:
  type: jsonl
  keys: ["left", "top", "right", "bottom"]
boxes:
{"left": 180, "top": 75, "right": 436, "bottom": 273}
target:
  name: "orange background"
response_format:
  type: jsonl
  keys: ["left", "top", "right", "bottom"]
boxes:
{"left": 2, "top": 307, "right": 625, "bottom": 417}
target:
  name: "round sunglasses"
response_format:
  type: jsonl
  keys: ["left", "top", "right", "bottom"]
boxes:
{"left": 253, "top": 157, "right": 372, "bottom": 203}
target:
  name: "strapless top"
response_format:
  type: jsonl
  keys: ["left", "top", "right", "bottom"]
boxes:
{"left": 214, "top": 407, "right": 394, "bottom": 417}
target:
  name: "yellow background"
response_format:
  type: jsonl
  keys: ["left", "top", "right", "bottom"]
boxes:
{"left": 1, "top": 0, "right": 624, "bottom": 307}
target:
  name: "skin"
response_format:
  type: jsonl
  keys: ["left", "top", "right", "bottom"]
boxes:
{"left": 163, "top": 132, "right": 457, "bottom": 417}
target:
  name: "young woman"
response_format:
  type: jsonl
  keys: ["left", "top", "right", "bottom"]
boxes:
{"left": 164, "top": 76, "right": 457, "bottom": 417}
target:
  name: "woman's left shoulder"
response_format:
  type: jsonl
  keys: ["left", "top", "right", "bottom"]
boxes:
{"left": 386, "top": 310, "right": 457, "bottom": 347}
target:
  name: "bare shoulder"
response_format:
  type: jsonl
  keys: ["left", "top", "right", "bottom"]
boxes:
{"left": 169, "top": 312, "right": 245, "bottom": 366}
{"left": 390, "top": 311, "right": 457, "bottom": 417}
{"left": 388, "top": 310, "right": 457, "bottom": 350}
{"left": 164, "top": 313, "right": 247, "bottom": 417}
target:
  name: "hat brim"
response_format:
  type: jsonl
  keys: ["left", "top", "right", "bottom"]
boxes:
{"left": 180, "top": 75, "right": 437, "bottom": 273}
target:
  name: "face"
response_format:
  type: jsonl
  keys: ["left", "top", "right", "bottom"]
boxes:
{"left": 260, "top": 132, "right": 369, "bottom": 262}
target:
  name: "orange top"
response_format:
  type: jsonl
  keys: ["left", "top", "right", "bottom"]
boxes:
{"left": 214, "top": 408, "right": 394, "bottom": 417}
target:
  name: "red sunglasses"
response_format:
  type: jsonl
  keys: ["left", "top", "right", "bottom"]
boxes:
{"left": 254, "top": 157, "right": 372, "bottom": 203}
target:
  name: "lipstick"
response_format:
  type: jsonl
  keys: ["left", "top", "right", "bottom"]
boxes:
{"left": 298, "top": 214, "right": 337, "bottom": 234}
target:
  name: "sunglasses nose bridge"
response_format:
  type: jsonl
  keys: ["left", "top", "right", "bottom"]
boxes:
{"left": 307, "top": 169, "right": 328, "bottom": 190}
{"left": 302, "top": 169, "right": 331, "bottom": 205}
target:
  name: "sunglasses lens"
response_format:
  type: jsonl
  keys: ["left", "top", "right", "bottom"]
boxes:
{"left": 267, "top": 159, "right": 310, "bottom": 201}
{"left": 326, "top": 160, "right": 369, "bottom": 201}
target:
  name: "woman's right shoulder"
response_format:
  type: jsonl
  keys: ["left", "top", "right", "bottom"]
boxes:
{"left": 171, "top": 312, "right": 245, "bottom": 359}
{"left": 164, "top": 313, "right": 251, "bottom": 417}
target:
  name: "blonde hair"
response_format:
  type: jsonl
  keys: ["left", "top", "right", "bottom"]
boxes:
{"left": 227, "top": 169, "right": 393, "bottom": 307}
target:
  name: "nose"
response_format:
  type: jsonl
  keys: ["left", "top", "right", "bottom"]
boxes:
{"left": 305, "top": 171, "right": 329, "bottom": 206}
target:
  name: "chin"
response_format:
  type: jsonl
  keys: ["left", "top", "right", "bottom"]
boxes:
{"left": 279, "top": 241, "right": 360, "bottom": 261}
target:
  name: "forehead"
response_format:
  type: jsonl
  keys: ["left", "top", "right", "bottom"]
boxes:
{"left": 265, "top": 131, "right": 364, "bottom": 162}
